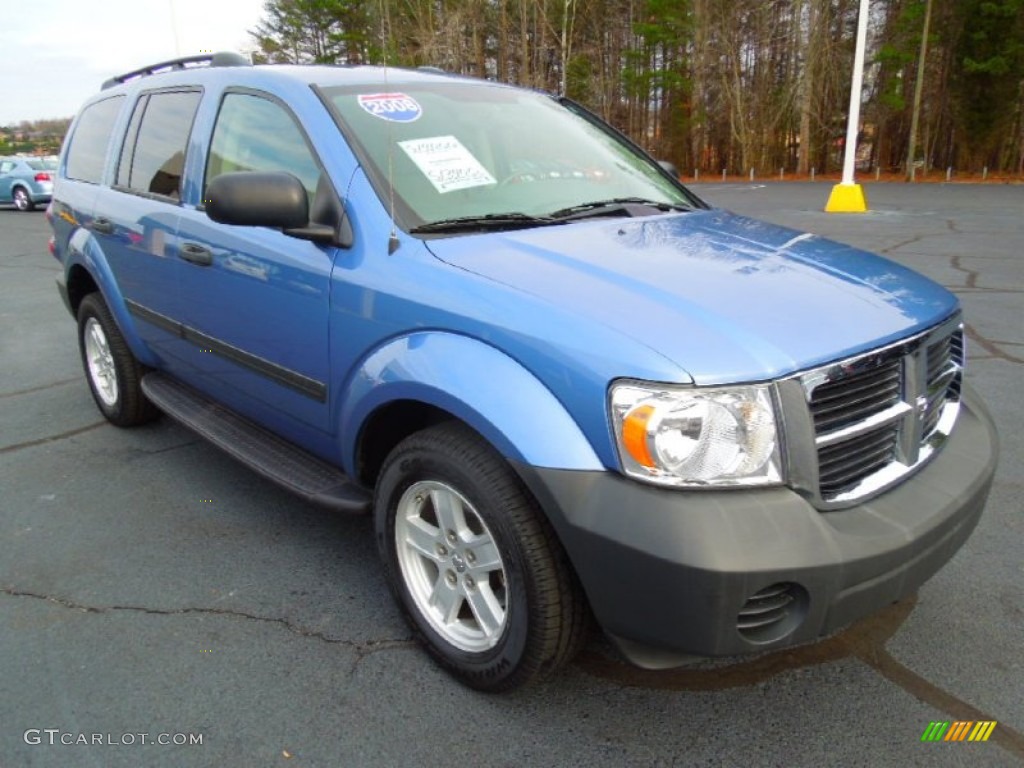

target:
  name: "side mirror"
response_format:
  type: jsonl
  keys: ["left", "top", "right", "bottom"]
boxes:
{"left": 206, "top": 172, "right": 309, "bottom": 230}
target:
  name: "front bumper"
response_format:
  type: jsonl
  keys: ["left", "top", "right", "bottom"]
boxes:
{"left": 516, "top": 384, "right": 997, "bottom": 668}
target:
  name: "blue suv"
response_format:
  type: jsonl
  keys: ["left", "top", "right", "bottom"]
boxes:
{"left": 50, "top": 53, "right": 998, "bottom": 691}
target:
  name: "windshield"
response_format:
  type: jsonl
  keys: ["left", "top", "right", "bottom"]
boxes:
{"left": 322, "top": 81, "right": 700, "bottom": 232}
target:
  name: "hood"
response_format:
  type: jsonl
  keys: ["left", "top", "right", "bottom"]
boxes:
{"left": 425, "top": 209, "right": 958, "bottom": 384}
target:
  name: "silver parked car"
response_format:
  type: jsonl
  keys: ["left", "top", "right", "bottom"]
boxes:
{"left": 0, "top": 156, "right": 57, "bottom": 211}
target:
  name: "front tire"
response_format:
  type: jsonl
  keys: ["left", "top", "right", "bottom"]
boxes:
{"left": 77, "top": 293, "right": 158, "bottom": 426}
{"left": 12, "top": 187, "right": 34, "bottom": 212}
{"left": 375, "top": 422, "right": 588, "bottom": 691}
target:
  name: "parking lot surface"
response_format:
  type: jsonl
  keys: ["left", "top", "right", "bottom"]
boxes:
{"left": 1, "top": 182, "right": 1021, "bottom": 766}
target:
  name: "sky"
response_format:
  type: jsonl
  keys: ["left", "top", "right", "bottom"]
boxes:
{"left": 0, "top": 0, "right": 267, "bottom": 125}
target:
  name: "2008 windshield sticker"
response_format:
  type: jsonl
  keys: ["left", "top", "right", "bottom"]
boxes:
{"left": 357, "top": 93, "right": 422, "bottom": 123}
{"left": 398, "top": 136, "right": 497, "bottom": 194}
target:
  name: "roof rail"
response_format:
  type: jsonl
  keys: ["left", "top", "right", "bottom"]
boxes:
{"left": 101, "top": 51, "right": 251, "bottom": 90}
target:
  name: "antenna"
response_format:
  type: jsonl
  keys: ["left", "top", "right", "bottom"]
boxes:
{"left": 168, "top": 0, "right": 182, "bottom": 56}
{"left": 379, "top": 0, "right": 400, "bottom": 255}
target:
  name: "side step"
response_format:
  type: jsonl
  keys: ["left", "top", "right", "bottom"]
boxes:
{"left": 141, "top": 373, "right": 371, "bottom": 513}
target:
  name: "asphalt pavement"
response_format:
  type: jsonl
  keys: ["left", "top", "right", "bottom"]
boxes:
{"left": 1, "top": 182, "right": 1021, "bottom": 767}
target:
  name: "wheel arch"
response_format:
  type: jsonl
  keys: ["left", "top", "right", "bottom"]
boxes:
{"left": 341, "top": 331, "right": 604, "bottom": 484}
{"left": 355, "top": 399, "right": 455, "bottom": 487}
{"left": 63, "top": 230, "right": 160, "bottom": 368}
{"left": 66, "top": 263, "right": 100, "bottom": 316}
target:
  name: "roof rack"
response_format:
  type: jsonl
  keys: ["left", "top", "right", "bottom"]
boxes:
{"left": 101, "top": 51, "right": 251, "bottom": 90}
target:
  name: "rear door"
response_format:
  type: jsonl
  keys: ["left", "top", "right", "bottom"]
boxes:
{"left": 93, "top": 88, "right": 202, "bottom": 366}
{"left": 53, "top": 95, "right": 125, "bottom": 269}
{"left": 173, "top": 89, "right": 335, "bottom": 433}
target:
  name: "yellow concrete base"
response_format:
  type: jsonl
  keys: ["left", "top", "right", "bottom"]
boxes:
{"left": 825, "top": 183, "right": 868, "bottom": 213}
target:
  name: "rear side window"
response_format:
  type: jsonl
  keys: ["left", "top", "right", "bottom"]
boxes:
{"left": 27, "top": 159, "right": 58, "bottom": 171}
{"left": 205, "top": 92, "right": 321, "bottom": 203}
{"left": 116, "top": 90, "right": 201, "bottom": 200}
{"left": 65, "top": 96, "right": 124, "bottom": 184}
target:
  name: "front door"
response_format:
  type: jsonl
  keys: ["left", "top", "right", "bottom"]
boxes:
{"left": 173, "top": 90, "right": 335, "bottom": 434}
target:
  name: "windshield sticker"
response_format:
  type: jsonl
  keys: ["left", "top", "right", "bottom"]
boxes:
{"left": 398, "top": 135, "right": 497, "bottom": 194}
{"left": 357, "top": 93, "right": 422, "bottom": 123}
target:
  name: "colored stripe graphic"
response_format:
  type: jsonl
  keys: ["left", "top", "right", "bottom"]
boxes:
{"left": 945, "top": 721, "right": 972, "bottom": 741}
{"left": 969, "top": 722, "right": 998, "bottom": 742}
{"left": 921, "top": 721, "right": 997, "bottom": 742}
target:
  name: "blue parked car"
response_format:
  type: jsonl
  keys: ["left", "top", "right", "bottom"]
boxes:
{"left": 1, "top": 155, "right": 57, "bottom": 211}
{"left": 49, "top": 53, "right": 997, "bottom": 691}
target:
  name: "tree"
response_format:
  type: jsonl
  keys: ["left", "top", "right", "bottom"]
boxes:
{"left": 951, "top": 0, "right": 1024, "bottom": 170}
{"left": 247, "top": 0, "right": 1024, "bottom": 176}
{"left": 251, "top": 0, "right": 372, "bottom": 64}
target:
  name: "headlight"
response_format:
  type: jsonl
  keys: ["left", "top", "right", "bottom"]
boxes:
{"left": 610, "top": 381, "right": 783, "bottom": 488}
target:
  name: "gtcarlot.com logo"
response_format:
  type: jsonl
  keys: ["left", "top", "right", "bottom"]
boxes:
{"left": 921, "top": 721, "right": 997, "bottom": 743}
{"left": 24, "top": 729, "right": 203, "bottom": 746}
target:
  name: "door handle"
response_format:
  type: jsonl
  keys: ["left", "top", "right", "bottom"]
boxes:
{"left": 91, "top": 217, "right": 114, "bottom": 235}
{"left": 179, "top": 242, "right": 214, "bottom": 267}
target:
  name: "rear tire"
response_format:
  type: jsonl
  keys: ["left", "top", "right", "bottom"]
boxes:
{"left": 374, "top": 422, "right": 589, "bottom": 691}
{"left": 77, "top": 293, "right": 158, "bottom": 426}
{"left": 12, "top": 187, "right": 34, "bottom": 212}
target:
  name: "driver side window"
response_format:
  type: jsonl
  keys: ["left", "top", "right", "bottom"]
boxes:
{"left": 205, "top": 93, "right": 322, "bottom": 205}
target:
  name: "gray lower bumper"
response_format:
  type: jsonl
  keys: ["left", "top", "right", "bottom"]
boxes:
{"left": 515, "top": 385, "right": 997, "bottom": 667}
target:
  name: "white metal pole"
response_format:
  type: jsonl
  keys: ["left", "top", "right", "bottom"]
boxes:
{"left": 841, "top": 0, "right": 869, "bottom": 185}
{"left": 826, "top": 0, "right": 870, "bottom": 212}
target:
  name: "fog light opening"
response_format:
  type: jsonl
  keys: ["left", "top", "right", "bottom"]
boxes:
{"left": 737, "top": 582, "right": 808, "bottom": 644}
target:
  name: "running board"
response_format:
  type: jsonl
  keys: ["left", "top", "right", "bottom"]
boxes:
{"left": 141, "top": 373, "right": 371, "bottom": 513}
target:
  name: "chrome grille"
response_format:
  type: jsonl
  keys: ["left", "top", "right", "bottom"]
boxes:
{"left": 810, "top": 359, "right": 902, "bottom": 433}
{"left": 922, "top": 332, "right": 963, "bottom": 438}
{"left": 817, "top": 425, "right": 899, "bottom": 497}
{"left": 781, "top": 314, "right": 964, "bottom": 509}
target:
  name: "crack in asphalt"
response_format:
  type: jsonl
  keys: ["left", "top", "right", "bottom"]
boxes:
{"left": 939, "top": 252, "right": 1023, "bottom": 365}
{"left": 0, "top": 586, "right": 416, "bottom": 659}
{"left": 0, "top": 262, "right": 57, "bottom": 272}
{"left": 0, "top": 377, "right": 81, "bottom": 399}
{"left": 576, "top": 598, "right": 1024, "bottom": 761}
{"left": 0, "top": 248, "right": 47, "bottom": 258}
{"left": 879, "top": 234, "right": 924, "bottom": 254}
{"left": 966, "top": 323, "right": 1024, "bottom": 365}
{"left": 137, "top": 440, "right": 199, "bottom": 455}
{"left": 950, "top": 255, "right": 979, "bottom": 289}
{"left": 0, "top": 421, "right": 108, "bottom": 455}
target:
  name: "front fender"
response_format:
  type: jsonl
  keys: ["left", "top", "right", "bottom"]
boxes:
{"left": 67, "top": 227, "right": 160, "bottom": 367}
{"left": 339, "top": 332, "right": 604, "bottom": 474}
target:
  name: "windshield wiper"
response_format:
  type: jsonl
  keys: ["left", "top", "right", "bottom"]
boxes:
{"left": 409, "top": 212, "right": 566, "bottom": 234}
{"left": 548, "top": 197, "right": 691, "bottom": 221}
